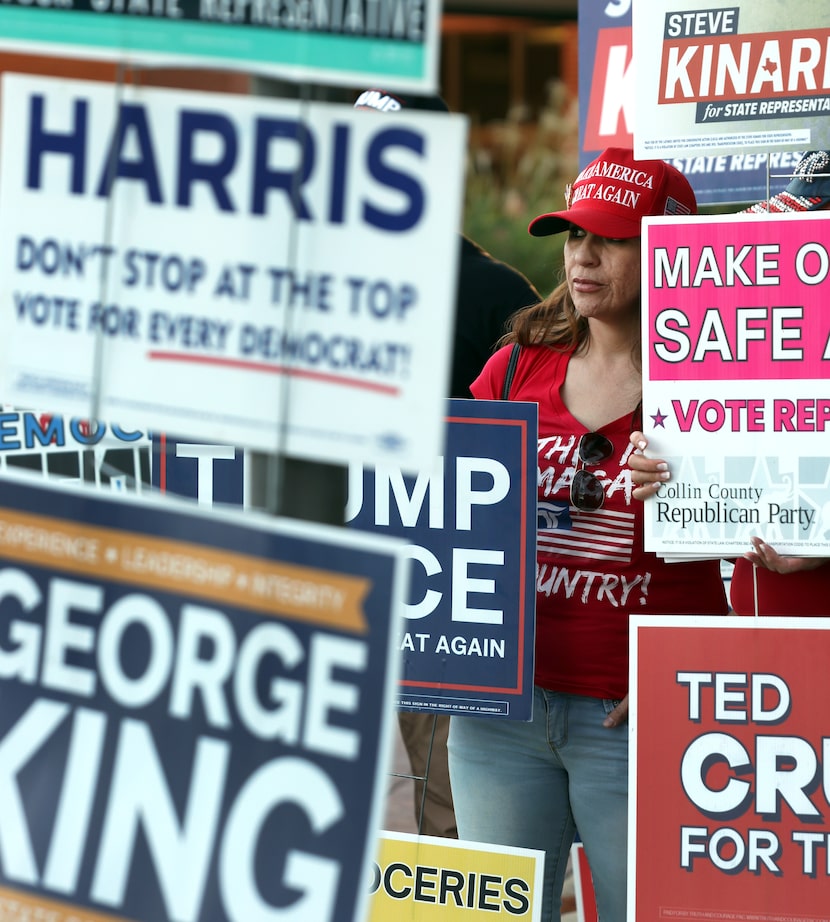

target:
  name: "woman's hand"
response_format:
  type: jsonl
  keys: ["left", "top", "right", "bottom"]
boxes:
{"left": 628, "top": 431, "right": 671, "bottom": 501}
{"left": 743, "top": 537, "right": 829, "bottom": 574}
{"left": 603, "top": 695, "right": 629, "bottom": 728}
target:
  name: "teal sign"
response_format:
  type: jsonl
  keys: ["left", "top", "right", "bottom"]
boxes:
{"left": 0, "top": 1, "right": 439, "bottom": 91}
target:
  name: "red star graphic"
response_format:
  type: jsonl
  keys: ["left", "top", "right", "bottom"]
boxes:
{"left": 651, "top": 409, "right": 667, "bottom": 428}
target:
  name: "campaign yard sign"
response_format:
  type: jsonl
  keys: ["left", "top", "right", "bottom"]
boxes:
{"left": 0, "top": 472, "right": 406, "bottom": 922}
{"left": 0, "top": 406, "right": 152, "bottom": 490}
{"left": 145, "top": 400, "right": 538, "bottom": 717}
{"left": 367, "top": 832, "right": 544, "bottom": 921}
{"left": 633, "top": 0, "right": 830, "bottom": 158}
{"left": 0, "top": 73, "right": 466, "bottom": 471}
{"left": 629, "top": 615, "right": 830, "bottom": 922}
{"left": 577, "top": 0, "right": 806, "bottom": 206}
{"left": 570, "top": 843, "right": 597, "bottom": 922}
{"left": 0, "top": 0, "right": 441, "bottom": 92}
{"left": 642, "top": 211, "right": 830, "bottom": 557}
{"left": 347, "top": 399, "right": 538, "bottom": 719}
{"left": 152, "top": 434, "right": 246, "bottom": 508}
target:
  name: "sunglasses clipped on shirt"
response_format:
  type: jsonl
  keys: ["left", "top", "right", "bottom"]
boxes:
{"left": 570, "top": 403, "right": 642, "bottom": 512}
{"left": 570, "top": 433, "right": 614, "bottom": 512}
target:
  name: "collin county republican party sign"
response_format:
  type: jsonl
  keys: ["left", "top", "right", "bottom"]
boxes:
{"left": 642, "top": 211, "right": 830, "bottom": 556}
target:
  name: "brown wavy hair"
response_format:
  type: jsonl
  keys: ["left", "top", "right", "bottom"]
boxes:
{"left": 498, "top": 276, "right": 642, "bottom": 368}
{"left": 498, "top": 278, "right": 587, "bottom": 350}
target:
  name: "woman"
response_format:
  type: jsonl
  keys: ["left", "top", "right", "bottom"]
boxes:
{"left": 447, "top": 148, "right": 729, "bottom": 922}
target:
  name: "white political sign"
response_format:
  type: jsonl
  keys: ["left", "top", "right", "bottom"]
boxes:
{"left": 632, "top": 0, "right": 830, "bottom": 158}
{"left": 0, "top": 1, "right": 441, "bottom": 92}
{"left": 0, "top": 73, "right": 467, "bottom": 470}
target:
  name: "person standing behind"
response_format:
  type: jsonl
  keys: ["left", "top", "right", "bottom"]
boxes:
{"left": 447, "top": 148, "right": 729, "bottom": 921}
{"left": 451, "top": 233, "right": 541, "bottom": 397}
{"left": 355, "top": 87, "right": 541, "bottom": 837}
{"left": 354, "top": 88, "right": 541, "bottom": 398}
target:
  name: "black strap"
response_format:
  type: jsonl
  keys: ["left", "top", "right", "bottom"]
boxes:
{"left": 501, "top": 343, "right": 521, "bottom": 400}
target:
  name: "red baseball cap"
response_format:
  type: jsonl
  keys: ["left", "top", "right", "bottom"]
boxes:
{"left": 529, "top": 147, "right": 696, "bottom": 239}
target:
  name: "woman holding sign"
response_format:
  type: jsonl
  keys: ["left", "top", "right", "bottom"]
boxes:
{"left": 447, "top": 148, "right": 728, "bottom": 922}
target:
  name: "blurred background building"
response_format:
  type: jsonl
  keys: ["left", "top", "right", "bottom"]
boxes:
{"left": 442, "top": 1, "right": 579, "bottom": 293}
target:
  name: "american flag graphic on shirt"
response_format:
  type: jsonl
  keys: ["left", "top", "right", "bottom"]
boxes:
{"left": 538, "top": 500, "right": 635, "bottom": 564}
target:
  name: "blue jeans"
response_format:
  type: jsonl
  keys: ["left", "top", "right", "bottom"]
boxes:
{"left": 447, "top": 688, "right": 628, "bottom": 922}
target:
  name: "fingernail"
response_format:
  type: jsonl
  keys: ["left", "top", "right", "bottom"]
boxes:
{"left": 638, "top": 441, "right": 647, "bottom": 450}
{"left": 656, "top": 462, "right": 669, "bottom": 471}
{"left": 660, "top": 471, "right": 670, "bottom": 481}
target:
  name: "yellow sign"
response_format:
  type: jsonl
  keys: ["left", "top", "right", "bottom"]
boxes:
{"left": 367, "top": 832, "right": 544, "bottom": 921}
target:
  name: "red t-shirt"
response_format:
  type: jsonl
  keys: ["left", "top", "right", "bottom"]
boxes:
{"left": 730, "top": 557, "right": 830, "bottom": 616}
{"left": 472, "top": 344, "right": 728, "bottom": 699}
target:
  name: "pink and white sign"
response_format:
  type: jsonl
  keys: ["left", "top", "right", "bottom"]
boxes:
{"left": 642, "top": 211, "right": 830, "bottom": 555}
